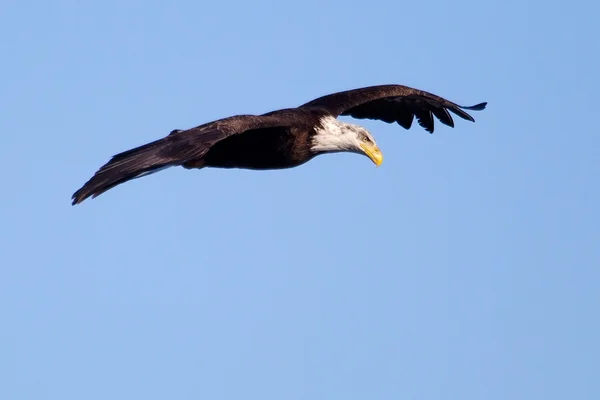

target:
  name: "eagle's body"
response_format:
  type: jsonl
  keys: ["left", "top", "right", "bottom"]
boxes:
{"left": 199, "top": 108, "right": 324, "bottom": 170}
{"left": 72, "top": 84, "right": 487, "bottom": 205}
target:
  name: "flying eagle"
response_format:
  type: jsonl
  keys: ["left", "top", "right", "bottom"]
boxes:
{"left": 71, "top": 84, "right": 486, "bottom": 205}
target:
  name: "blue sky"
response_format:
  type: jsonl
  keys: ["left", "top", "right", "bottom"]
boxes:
{"left": 1, "top": 0, "right": 599, "bottom": 399}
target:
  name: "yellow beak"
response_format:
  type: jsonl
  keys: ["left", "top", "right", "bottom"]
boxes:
{"left": 360, "top": 143, "right": 384, "bottom": 167}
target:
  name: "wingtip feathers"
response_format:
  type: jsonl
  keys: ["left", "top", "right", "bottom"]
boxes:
{"left": 462, "top": 102, "right": 487, "bottom": 111}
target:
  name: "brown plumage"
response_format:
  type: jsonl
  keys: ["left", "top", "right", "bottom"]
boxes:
{"left": 71, "top": 84, "right": 487, "bottom": 205}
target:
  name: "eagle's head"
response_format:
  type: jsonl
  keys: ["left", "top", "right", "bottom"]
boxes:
{"left": 311, "top": 116, "right": 384, "bottom": 166}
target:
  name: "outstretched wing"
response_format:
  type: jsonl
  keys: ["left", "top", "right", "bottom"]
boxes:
{"left": 300, "top": 84, "right": 487, "bottom": 133}
{"left": 71, "top": 115, "right": 290, "bottom": 205}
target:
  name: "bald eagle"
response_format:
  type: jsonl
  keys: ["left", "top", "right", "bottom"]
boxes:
{"left": 71, "top": 84, "right": 486, "bottom": 205}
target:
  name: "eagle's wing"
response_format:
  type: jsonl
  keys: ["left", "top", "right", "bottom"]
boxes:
{"left": 71, "top": 115, "right": 290, "bottom": 205}
{"left": 300, "top": 84, "right": 487, "bottom": 133}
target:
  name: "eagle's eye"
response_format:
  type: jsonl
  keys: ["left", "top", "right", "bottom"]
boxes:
{"left": 361, "top": 134, "right": 371, "bottom": 142}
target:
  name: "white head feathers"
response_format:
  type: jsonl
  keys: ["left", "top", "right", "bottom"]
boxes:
{"left": 311, "top": 116, "right": 377, "bottom": 154}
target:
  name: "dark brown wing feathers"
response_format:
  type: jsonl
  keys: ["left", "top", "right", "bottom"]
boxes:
{"left": 70, "top": 132, "right": 211, "bottom": 205}
{"left": 71, "top": 115, "right": 290, "bottom": 205}
{"left": 301, "top": 84, "right": 487, "bottom": 133}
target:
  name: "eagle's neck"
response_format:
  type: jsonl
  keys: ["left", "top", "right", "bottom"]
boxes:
{"left": 311, "top": 116, "right": 358, "bottom": 153}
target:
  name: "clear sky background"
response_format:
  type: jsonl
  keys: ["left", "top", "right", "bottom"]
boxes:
{"left": 1, "top": 0, "right": 599, "bottom": 399}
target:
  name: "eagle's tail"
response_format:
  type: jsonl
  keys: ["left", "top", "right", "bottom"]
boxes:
{"left": 71, "top": 138, "right": 178, "bottom": 205}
